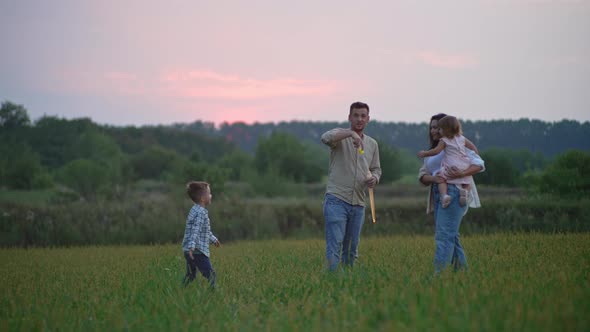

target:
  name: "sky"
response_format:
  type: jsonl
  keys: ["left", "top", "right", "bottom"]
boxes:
{"left": 1, "top": 0, "right": 589, "bottom": 126}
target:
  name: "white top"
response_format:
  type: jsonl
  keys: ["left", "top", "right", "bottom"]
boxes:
{"left": 422, "top": 148, "right": 484, "bottom": 213}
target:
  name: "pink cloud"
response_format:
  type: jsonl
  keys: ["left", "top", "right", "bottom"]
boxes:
{"left": 205, "top": 106, "right": 270, "bottom": 125}
{"left": 415, "top": 51, "right": 479, "bottom": 69}
{"left": 46, "top": 67, "right": 342, "bottom": 100}
{"left": 159, "top": 69, "right": 340, "bottom": 99}
{"left": 39, "top": 66, "right": 355, "bottom": 125}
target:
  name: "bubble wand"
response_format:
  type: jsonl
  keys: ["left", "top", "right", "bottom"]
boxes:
{"left": 358, "top": 148, "right": 376, "bottom": 223}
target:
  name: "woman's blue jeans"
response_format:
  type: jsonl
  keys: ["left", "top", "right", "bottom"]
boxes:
{"left": 323, "top": 194, "right": 365, "bottom": 271}
{"left": 433, "top": 184, "right": 468, "bottom": 273}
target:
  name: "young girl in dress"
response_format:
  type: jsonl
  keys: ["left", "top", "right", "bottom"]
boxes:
{"left": 417, "top": 115, "right": 479, "bottom": 208}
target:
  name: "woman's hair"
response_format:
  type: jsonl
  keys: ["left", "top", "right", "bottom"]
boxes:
{"left": 429, "top": 113, "right": 447, "bottom": 149}
{"left": 438, "top": 115, "right": 462, "bottom": 138}
{"left": 186, "top": 181, "right": 209, "bottom": 203}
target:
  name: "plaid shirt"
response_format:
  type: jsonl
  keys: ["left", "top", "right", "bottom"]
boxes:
{"left": 181, "top": 204, "right": 218, "bottom": 257}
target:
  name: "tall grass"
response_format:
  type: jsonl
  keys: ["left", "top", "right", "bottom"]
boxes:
{"left": 2, "top": 193, "right": 589, "bottom": 247}
{"left": 1, "top": 234, "right": 588, "bottom": 331}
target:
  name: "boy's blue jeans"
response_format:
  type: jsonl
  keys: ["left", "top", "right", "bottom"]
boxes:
{"left": 433, "top": 184, "right": 468, "bottom": 273}
{"left": 183, "top": 251, "right": 216, "bottom": 288}
{"left": 323, "top": 194, "right": 365, "bottom": 271}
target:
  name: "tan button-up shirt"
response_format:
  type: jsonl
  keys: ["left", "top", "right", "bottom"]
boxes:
{"left": 321, "top": 128, "right": 381, "bottom": 206}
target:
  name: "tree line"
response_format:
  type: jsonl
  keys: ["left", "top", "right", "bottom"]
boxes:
{"left": 1, "top": 100, "right": 589, "bottom": 200}
{"left": 180, "top": 117, "right": 590, "bottom": 158}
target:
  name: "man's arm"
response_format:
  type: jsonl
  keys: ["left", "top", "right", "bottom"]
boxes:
{"left": 366, "top": 145, "right": 381, "bottom": 188}
{"left": 321, "top": 128, "right": 362, "bottom": 149}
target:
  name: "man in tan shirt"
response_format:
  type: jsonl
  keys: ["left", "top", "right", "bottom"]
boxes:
{"left": 320, "top": 101, "right": 381, "bottom": 271}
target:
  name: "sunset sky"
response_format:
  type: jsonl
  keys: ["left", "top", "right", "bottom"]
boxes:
{"left": 1, "top": 0, "right": 589, "bottom": 126}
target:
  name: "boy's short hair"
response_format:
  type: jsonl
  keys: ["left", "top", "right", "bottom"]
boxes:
{"left": 186, "top": 181, "right": 209, "bottom": 203}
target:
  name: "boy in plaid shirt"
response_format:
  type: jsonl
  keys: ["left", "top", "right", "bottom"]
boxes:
{"left": 181, "top": 181, "right": 221, "bottom": 288}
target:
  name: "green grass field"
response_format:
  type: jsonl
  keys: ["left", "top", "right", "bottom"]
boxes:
{"left": 1, "top": 234, "right": 589, "bottom": 331}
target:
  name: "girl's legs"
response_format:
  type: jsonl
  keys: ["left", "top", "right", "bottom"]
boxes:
{"left": 438, "top": 182, "right": 452, "bottom": 208}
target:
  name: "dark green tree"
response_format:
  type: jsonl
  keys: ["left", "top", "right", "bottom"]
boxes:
{"left": 377, "top": 141, "right": 404, "bottom": 183}
{"left": 477, "top": 149, "right": 519, "bottom": 186}
{"left": 29, "top": 116, "right": 97, "bottom": 169}
{"left": 216, "top": 150, "right": 255, "bottom": 181}
{"left": 255, "top": 132, "right": 310, "bottom": 182}
{"left": 0, "top": 101, "right": 30, "bottom": 129}
{"left": 57, "top": 159, "right": 109, "bottom": 199}
{"left": 67, "top": 130, "right": 128, "bottom": 184}
{"left": 0, "top": 143, "right": 52, "bottom": 189}
{"left": 536, "top": 150, "right": 590, "bottom": 197}
{"left": 176, "top": 161, "right": 230, "bottom": 195}
{"left": 130, "top": 146, "right": 178, "bottom": 180}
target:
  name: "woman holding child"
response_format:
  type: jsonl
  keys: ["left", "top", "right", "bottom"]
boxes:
{"left": 418, "top": 113, "right": 485, "bottom": 273}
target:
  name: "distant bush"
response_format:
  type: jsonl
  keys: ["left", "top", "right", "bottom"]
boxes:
{"left": 57, "top": 159, "right": 109, "bottom": 199}
{"left": 255, "top": 132, "right": 323, "bottom": 183}
{"left": 216, "top": 150, "right": 255, "bottom": 181}
{"left": 244, "top": 167, "right": 306, "bottom": 198}
{"left": 172, "top": 161, "right": 230, "bottom": 195}
{"left": 533, "top": 150, "right": 590, "bottom": 197}
{"left": 377, "top": 141, "right": 404, "bottom": 183}
{"left": 0, "top": 144, "right": 52, "bottom": 190}
{"left": 130, "top": 146, "right": 178, "bottom": 180}
{"left": 1, "top": 196, "right": 588, "bottom": 247}
{"left": 477, "top": 149, "right": 520, "bottom": 186}
{"left": 475, "top": 148, "right": 548, "bottom": 187}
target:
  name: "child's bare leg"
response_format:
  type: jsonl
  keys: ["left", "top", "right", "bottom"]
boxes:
{"left": 439, "top": 182, "right": 452, "bottom": 208}
{"left": 439, "top": 182, "right": 448, "bottom": 196}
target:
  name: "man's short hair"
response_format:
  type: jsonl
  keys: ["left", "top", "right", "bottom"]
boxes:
{"left": 349, "top": 101, "right": 370, "bottom": 115}
{"left": 186, "top": 181, "right": 209, "bottom": 203}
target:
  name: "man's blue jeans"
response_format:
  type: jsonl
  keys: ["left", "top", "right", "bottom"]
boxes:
{"left": 323, "top": 194, "right": 365, "bottom": 271}
{"left": 433, "top": 184, "right": 468, "bottom": 273}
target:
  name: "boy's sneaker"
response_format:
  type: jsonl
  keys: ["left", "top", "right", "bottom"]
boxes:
{"left": 442, "top": 194, "right": 452, "bottom": 208}
{"left": 459, "top": 189, "right": 468, "bottom": 207}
